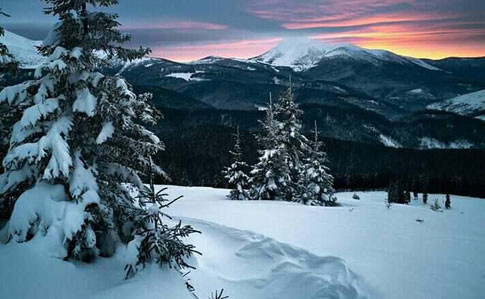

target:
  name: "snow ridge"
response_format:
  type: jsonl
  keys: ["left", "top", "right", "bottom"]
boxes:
{"left": 427, "top": 89, "right": 485, "bottom": 120}
{"left": 184, "top": 218, "right": 372, "bottom": 299}
{"left": 0, "top": 30, "right": 44, "bottom": 68}
{"left": 251, "top": 38, "right": 440, "bottom": 72}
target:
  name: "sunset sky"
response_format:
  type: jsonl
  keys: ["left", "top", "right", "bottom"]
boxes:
{"left": 2, "top": 0, "right": 485, "bottom": 61}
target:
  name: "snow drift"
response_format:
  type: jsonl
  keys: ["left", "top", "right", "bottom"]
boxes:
{"left": 184, "top": 218, "right": 371, "bottom": 299}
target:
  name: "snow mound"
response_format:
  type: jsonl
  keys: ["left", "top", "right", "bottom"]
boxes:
{"left": 378, "top": 134, "right": 401, "bottom": 148}
{"left": 0, "top": 236, "right": 194, "bottom": 299}
{"left": 185, "top": 218, "right": 372, "bottom": 299}
{"left": 0, "top": 30, "right": 44, "bottom": 68}
{"left": 252, "top": 37, "right": 440, "bottom": 72}
{"left": 419, "top": 137, "right": 474, "bottom": 149}
{"left": 427, "top": 89, "right": 485, "bottom": 120}
{"left": 165, "top": 71, "right": 208, "bottom": 82}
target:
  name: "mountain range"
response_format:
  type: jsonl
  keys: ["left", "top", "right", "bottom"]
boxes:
{"left": 1, "top": 30, "right": 484, "bottom": 149}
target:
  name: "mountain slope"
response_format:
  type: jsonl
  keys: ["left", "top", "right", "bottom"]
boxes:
{"left": 0, "top": 30, "right": 43, "bottom": 68}
{"left": 427, "top": 89, "right": 485, "bottom": 120}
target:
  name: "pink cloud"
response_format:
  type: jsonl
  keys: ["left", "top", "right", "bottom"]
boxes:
{"left": 245, "top": 0, "right": 485, "bottom": 58}
{"left": 124, "top": 21, "right": 228, "bottom": 31}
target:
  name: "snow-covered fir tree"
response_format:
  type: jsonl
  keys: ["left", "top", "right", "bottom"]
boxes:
{"left": 273, "top": 83, "right": 312, "bottom": 201}
{"left": 0, "top": 0, "right": 196, "bottom": 272}
{"left": 223, "top": 127, "right": 250, "bottom": 200}
{"left": 249, "top": 94, "right": 291, "bottom": 201}
{"left": 297, "top": 122, "right": 335, "bottom": 206}
{"left": 0, "top": 8, "right": 20, "bottom": 217}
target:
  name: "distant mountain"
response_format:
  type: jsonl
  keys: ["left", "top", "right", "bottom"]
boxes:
{"left": 427, "top": 90, "right": 485, "bottom": 121}
{"left": 251, "top": 38, "right": 439, "bottom": 72}
{"left": 2, "top": 31, "right": 485, "bottom": 149}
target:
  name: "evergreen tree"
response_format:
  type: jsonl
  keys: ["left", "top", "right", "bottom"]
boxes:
{"left": 0, "top": 0, "right": 196, "bottom": 272}
{"left": 124, "top": 159, "right": 199, "bottom": 278}
{"left": 297, "top": 122, "right": 335, "bottom": 206}
{"left": 273, "top": 83, "right": 311, "bottom": 201}
{"left": 388, "top": 180, "right": 406, "bottom": 204}
{"left": 405, "top": 190, "right": 411, "bottom": 204}
{"left": 445, "top": 194, "right": 451, "bottom": 209}
{"left": 0, "top": 8, "right": 19, "bottom": 174}
{"left": 223, "top": 126, "right": 250, "bottom": 200}
{"left": 423, "top": 192, "right": 428, "bottom": 205}
{"left": 249, "top": 94, "right": 290, "bottom": 201}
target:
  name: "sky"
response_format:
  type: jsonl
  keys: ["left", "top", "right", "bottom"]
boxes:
{"left": 1, "top": 0, "right": 485, "bottom": 61}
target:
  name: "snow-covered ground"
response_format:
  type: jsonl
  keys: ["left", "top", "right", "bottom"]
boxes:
{"left": 1, "top": 187, "right": 484, "bottom": 299}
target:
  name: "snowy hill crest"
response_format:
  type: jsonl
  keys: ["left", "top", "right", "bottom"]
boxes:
{"left": 427, "top": 89, "right": 485, "bottom": 121}
{"left": 0, "top": 30, "right": 44, "bottom": 68}
{"left": 251, "top": 37, "right": 440, "bottom": 72}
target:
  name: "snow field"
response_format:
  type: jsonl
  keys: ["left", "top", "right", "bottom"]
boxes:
{"left": 168, "top": 187, "right": 485, "bottom": 299}
{"left": 1, "top": 187, "right": 484, "bottom": 299}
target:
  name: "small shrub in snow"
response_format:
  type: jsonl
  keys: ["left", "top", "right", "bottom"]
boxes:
{"left": 352, "top": 193, "right": 360, "bottom": 200}
{"left": 209, "top": 289, "right": 229, "bottom": 299}
{"left": 430, "top": 199, "right": 442, "bottom": 212}
{"left": 124, "top": 165, "right": 200, "bottom": 279}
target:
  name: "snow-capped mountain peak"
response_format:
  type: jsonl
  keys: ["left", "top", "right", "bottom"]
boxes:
{"left": 251, "top": 37, "right": 440, "bottom": 71}
{"left": 251, "top": 38, "right": 338, "bottom": 71}
{"left": 0, "top": 30, "right": 44, "bottom": 68}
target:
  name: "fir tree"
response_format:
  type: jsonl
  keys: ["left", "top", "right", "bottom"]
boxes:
{"left": 273, "top": 83, "right": 311, "bottom": 201}
{"left": 388, "top": 180, "right": 406, "bottom": 204}
{"left": 0, "top": 0, "right": 196, "bottom": 271}
{"left": 0, "top": 8, "right": 19, "bottom": 174}
{"left": 423, "top": 192, "right": 428, "bottom": 205}
{"left": 249, "top": 94, "right": 290, "bottom": 201}
{"left": 297, "top": 121, "right": 335, "bottom": 206}
{"left": 445, "top": 194, "right": 451, "bottom": 209}
{"left": 405, "top": 190, "right": 411, "bottom": 204}
{"left": 124, "top": 159, "right": 200, "bottom": 278}
{"left": 223, "top": 127, "right": 250, "bottom": 200}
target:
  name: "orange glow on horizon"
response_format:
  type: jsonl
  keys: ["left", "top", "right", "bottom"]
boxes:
{"left": 151, "top": 38, "right": 283, "bottom": 62}
{"left": 150, "top": 34, "right": 484, "bottom": 62}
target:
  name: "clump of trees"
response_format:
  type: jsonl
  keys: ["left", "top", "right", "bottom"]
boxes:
{"left": 223, "top": 87, "right": 335, "bottom": 206}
